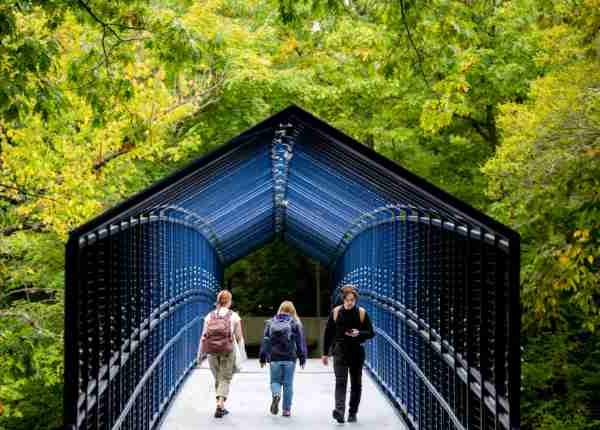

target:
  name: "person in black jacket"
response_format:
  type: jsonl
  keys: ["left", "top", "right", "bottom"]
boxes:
{"left": 322, "top": 284, "right": 375, "bottom": 423}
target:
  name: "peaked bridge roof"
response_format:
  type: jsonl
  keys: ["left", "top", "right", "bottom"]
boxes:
{"left": 71, "top": 105, "right": 518, "bottom": 265}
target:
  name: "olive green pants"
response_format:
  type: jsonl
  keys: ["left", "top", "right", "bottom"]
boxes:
{"left": 208, "top": 351, "right": 235, "bottom": 399}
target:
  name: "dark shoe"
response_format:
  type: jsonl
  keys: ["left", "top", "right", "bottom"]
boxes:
{"left": 347, "top": 413, "right": 357, "bottom": 422}
{"left": 282, "top": 410, "right": 291, "bottom": 417}
{"left": 221, "top": 408, "right": 229, "bottom": 417}
{"left": 332, "top": 409, "right": 345, "bottom": 423}
{"left": 270, "top": 394, "right": 280, "bottom": 415}
{"left": 214, "top": 407, "right": 223, "bottom": 418}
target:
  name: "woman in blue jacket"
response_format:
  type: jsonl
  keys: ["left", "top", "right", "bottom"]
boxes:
{"left": 259, "top": 300, "right": 307, "bottom": 417}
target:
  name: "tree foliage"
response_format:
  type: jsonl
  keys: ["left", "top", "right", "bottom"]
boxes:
{"left": 0, "top": 0, "right": 598, "bottom": 429}
{"left": 224, "top": 240, "right": 328, "bottom": 318}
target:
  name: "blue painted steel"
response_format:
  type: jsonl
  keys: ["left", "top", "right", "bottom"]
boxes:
{"left": 332, "top": 209, "right": 515, "bottom": 430}
{"left": 64, "top": 107, "right": 520, "bottom": 430}
{"left": 66, "top": 217, "right": 221, "bottom": 430}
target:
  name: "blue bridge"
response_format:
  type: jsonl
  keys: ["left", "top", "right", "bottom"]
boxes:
{"left": 64, "top": 106, "right": 520, "bottom": 430}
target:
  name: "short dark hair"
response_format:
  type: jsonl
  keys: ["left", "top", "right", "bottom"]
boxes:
{"left": 341, "top": 284, "right": 359, "bottom": 299}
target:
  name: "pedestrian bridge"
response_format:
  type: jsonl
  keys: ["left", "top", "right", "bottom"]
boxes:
{"left": 64, "top": 106, "right": 520, "bottom": 430}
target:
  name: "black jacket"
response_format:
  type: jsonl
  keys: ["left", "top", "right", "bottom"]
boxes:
{"left": 323, "top": 305, "right": 375, "bottom": 364}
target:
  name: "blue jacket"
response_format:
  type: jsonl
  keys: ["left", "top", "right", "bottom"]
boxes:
{"left": 259, "top": 314, "right": 307, "bottom": 366}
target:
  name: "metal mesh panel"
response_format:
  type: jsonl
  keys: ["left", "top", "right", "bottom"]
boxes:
{"left": 332, "top": 209, "right": 518, "bottom": 429}
{"left": 65, "top": 216, "right": 221, "bottom": 430}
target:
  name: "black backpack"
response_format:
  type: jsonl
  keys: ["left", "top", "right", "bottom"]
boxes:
{"left": 269, "top": 317, "right": 296, "bottom": 357}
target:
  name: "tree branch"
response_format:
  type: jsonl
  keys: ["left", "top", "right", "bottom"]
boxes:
{"left": 0, "top": 193, "right": 27, "bottom": 205}
{"left": 159, "top": 74, "right": 225, "bottom": 119}
{"left": 0, "top": 310, "right": 40, "bottom": 328}
{"left": 399, "top": 0, "right": 434, "bottom": 93}
{"left": 3, "top": 288, "right": 57, "bottom": 303}
{"left": 468, "top": 117, "right": 491, "bottom": 142}
{"left": 1, "top": 222, "right": 47, "bottom": 236}
{"left": 76, "top": 0, "right": 150, "bottom": 73}
{"left": 0, "top": 310, "right": 56, "bottom": 337}
{"left": 453, "top": 113, "right": 493, "bottom": 144}
{"left": 77, "top": 0, "right": 122, "bottom": 40}
{"left": 92, "top": 140, "right": 135, "bottom": 172}
{"left": 0, "top": 184, "right": 58, "bottom": 202}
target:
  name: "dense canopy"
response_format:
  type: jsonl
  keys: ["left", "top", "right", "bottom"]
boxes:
{"left": 0, "top": 1, "right": 598, "bottom": 429}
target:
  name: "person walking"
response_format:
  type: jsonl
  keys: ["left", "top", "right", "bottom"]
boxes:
{"left": 322, "top": 284, "right": 375, "bottom": 423}
{"left": 199, "top": 289, "right": 244, "bottom": 418}
{"left": 259, "top": 300, "right": 308, "bottom": 417}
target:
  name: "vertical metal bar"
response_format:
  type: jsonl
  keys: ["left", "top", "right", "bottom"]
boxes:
{"left": 426, "top": 214, "right": 433, "bottom": 430}
{"left": 441, "top": 221, "right": 449, "bottom": 428}
{"left": 91, "top": 232, "right": 101, "bottom": 430}
{"left": 121, "top": 220, "right": 130, "bottom": 420}
{"left": 393, "top": 209, "right": 400, "bottom": 404}
{"left": 64, "top": 235, "right": 81, "bottom": 430}
{"left": 407, "top": 210, "right": 414, "bottom": 423}
{"left": 508, "top": 235, "right": 520, "bottom": 429}
{"left": 419, "top": 213, "right": 426, "bottom": 429}
{"left": 450, "top": 224, "right": 461, "bottom": 427}
{"left": 115, "top": 223, "right": 124, "bottom": 428}
{"left": 465, "top": 226, "right": 472, "bottom": 429}
{"left": 143, "top": 220, "right": 151, "bottom": 430}
{"left": 134, "top": 217, "right": 141, "bottom": 429}
{"left": 104, "top": 228, "right": 113, "bottom": 430}
{"left": 493, "top": 236, "right": 503, "bottom": 430}
{"left": 480, "top": 232, "right": 489, "bottom": 429}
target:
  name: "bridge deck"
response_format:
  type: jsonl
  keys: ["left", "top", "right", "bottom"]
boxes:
{"left": 160, "top": 359, "right": 407, "bottom": 429}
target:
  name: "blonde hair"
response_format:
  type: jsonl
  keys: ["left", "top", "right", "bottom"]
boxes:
{"left": 216, "top": 290, "right": 232, "bottom": 307}
{"left": 277, "top": 300, "right": 301, "bottom": 323}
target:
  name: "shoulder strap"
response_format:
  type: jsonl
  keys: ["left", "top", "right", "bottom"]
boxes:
{"left": 333, "top": 305, "right": 364, "bottom": 323}
{"left": 358, "top": 307, "right": 365, "bottom": 324}
{"left": 333, "top": 305, "right": 342, "bottom": 322}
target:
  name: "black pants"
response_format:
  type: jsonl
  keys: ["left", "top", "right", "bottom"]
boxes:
{"left": 333, "top": 350, "right": 364, "bottom": 415}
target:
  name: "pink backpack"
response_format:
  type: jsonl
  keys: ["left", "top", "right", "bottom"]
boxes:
{"left": 202, "top": 310, "right": 233, "bottom": 354}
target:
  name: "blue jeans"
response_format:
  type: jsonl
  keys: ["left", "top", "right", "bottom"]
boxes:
{"left": 269, "top": 360, "right": 296, "bottom": 411}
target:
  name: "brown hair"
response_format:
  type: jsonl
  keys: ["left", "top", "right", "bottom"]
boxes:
{"left": 277, "top": 300, "right": 301, "bottom": 323}
{"left": 216, "top": 290, "right": 232, "bottom": 307}
{"left": 341, "top": 284, "right": 359, "bottom": 299}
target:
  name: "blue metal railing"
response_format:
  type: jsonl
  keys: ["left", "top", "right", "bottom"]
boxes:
{"left": 332, "top": 209, "right": 518, "bottom": 429}
{"left": 64, "top": 217, "right": 221, "bottom": 430}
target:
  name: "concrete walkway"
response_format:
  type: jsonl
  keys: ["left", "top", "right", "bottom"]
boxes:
{"left": 160, "top": 359, "right": 406, "bottom": 429}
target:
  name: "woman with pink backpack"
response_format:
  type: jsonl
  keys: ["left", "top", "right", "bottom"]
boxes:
{"left": 199, "top": 290, "right": 244, "bottom": 418}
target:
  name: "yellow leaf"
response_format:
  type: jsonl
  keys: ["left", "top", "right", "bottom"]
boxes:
{"left": 588, "top": 255, "right": 594, "bottom": 264}
{"left": 559, "top": 255, "right": 569, "bottom": 265}
{"left": 125, "top": 63, "right": 135, "bottom": 78}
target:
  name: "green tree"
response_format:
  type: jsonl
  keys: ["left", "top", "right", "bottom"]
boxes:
{"left": 482, "top": 1, "right": 600, "bottom": 427}
{"left": 1, "top": 0, "right": 599, "bottom": 428}
{"left": 225, "top": 240, "right": 327, "bottom": 318}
